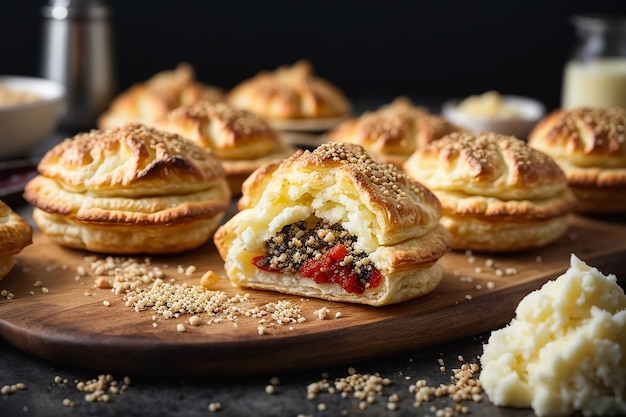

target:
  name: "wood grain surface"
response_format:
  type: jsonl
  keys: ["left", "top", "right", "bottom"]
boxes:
{"left": 0, "top": 214, "right": 625, "bottom": 376}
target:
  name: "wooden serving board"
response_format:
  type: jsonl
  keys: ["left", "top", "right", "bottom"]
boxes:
{"left": 0, "top": 214, "right": 625, "bottom": 377}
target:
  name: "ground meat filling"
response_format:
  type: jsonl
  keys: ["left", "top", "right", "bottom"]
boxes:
{"left": 252, "top": 219, "right": 382, "bottom": 294}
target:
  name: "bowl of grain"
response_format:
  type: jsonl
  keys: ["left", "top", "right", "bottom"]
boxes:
{"left": 442, "top": 91, "right": 545, "bottom": 140}
{"left": 0, "top": 76, "right": 65, "bottom": 160}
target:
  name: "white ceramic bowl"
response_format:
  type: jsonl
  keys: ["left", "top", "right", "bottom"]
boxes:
{"left": 0, "top": 76, "right": 65, "bottom": 159}
{"left": 441, "top": 95, "right": 545, "bottom": 139}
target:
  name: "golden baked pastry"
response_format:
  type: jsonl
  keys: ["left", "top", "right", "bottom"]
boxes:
{"left": 23, "top": 123, "right": 231, "bottom": 254}
{"left": 214, "top": 142, "right": 451, "bottom": 306}
{"left": 527, "top": 107, "right": 626, "bottom": 214}
{"left": 155, "top": 101, "right": 296, "bottom": 195}
{"left": 227, "top": 60, "right": 351, "bottom": 127}
{"left": 403, "top": 132, "right": 576, "bottom": 252}
{"left": 329, "top": 97, "right": 464, "bottom": 167}
{"left": 97, "top": 62, "right": 225, "bottom": 130}
{"left": 0, "top": 200, "right": 33, "bottom": 280}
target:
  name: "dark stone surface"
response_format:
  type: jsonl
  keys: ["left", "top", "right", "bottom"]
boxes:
{"left": 0, "top": 330, "right": 538, "bottom": 417}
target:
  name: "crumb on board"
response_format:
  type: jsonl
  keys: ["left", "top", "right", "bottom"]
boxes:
{"left": 200, "top": 270, "right": 220, "bottom": 289}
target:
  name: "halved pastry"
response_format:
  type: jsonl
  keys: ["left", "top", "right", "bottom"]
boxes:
{"left": 97, "top": 62, "right": 225, "bottom": 130}
{"left": 155, "top": 101, "right": 296, "bottom": 195}
{"left": 527, "top": 107, "right": 626, "bottom": 214}
{"left": 0, "top": 200, "right": 33, "bottom": 280}
{"left": 214, "top": 142, "right": 451, "bottom": 306}
{"left": 329, "top": 97, "right": 464, "bottom": 167}
{"left": 403, "top": 132, "right": 577, "bottom": 252}
{"left": 23, "top": 123, "right": 231, "bottom": 254}
{"left": 226, "top": 60, "right": 351, "bottom": 131}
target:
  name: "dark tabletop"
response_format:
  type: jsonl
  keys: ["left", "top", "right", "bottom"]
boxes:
{"left": 0, "top": 326, "right": 539, "bottom": 417}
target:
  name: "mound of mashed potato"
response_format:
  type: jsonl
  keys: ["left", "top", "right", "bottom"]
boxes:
{"left": 479, "top": 254, "right": 626, "bottom": 417}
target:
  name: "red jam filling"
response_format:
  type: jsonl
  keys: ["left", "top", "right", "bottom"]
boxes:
{"left": 252, "top": 243, "right": 382, "bottom": 294}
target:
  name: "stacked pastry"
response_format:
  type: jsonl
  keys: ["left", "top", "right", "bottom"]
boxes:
{"left": 403, "top": 132, "right": 576, "bottom": 252}
{"left": 0, "top": 200, "right": 32, "bottom": 280}
{"left": 23, "top": 124, "right": 231, "bottom": 254}
{"left": 227, "top": 60, "right": 351, "bottom": 131}
{"left": 329, "top": 97, "right": 464, "bottom": 167}
{"left": 527, "top": 107, "right": 626, "bottom": 214}
{"left": 155, "top": 101, "right": 296, "bottom": 195}
{"left": 98, "top": 62, "right": 225, "bottom": 130}
{"left": 214, "top": 142, "right": 451, "bottom": 306}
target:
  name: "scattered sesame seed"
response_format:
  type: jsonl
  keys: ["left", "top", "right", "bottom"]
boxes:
{"left": 176, "top": 323, "right": 186, "bottom": 332}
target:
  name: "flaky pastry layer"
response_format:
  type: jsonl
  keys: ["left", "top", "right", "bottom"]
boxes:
{"left": 528, "top": 107, "right": 626, "bottom": 213}
{"left": 0, "top": 200, "right": 33, "bottom": 256}
{"left": 28, "top": 124, "right": 228, "bottom": 197}
{"left": 404, "top": 132, "right": 576, "bottom": 251}
{"left": 24, "top": 124, "right": 231, "bottom": 254}
{"left": 329, "top": 97, "right": 462, "bottom": 166}
{"left": 0, "top": 200, "right": 32, "bottom": 280}
{"left": 405, "top": 132, "right": 570, "bottom": 200}
{"left": 155, "top": 101, "right": 297, "bottom": 194}
{"left": 97, "top": 62, "right": 225, "bottom": 130}
{"left": 227, "top": 60, "right": 351, "bottom": 120}
{"left": 33, "top": 208, "right": 224, "bottom": 254}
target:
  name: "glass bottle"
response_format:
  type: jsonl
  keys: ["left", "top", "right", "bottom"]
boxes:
{"left": 561, "top": 14, "right": 626, "bottom": 109}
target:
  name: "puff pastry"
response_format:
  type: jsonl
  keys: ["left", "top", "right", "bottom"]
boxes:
{"left": 527, "top": 107, "right": 626, "bottom": 214}
{"left": 98, "top": 62, "right": 225, "bottom": 130}
{"left": 0, "top": 200, "right": 33, "bottom": 280}
{"left": 155, "top": 101, "right": 296, "bottom": 195}
{"left": 404, "top": 132, "right": 576, "bottom": 252}
{"left": 23, "top": 123, "right": 231, "bottom": 254}
{"left": 214, "top": 142, "right": 451, "bottom": 306}
{"left": 329, "top": 97, "right": 463, "bottom": 167}
{"left": 227, "top": 60, "right": 351, "bottom": 123}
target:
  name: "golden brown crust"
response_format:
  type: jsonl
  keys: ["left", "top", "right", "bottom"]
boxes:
{"left": 97, "top": 62, "right": 225, "bottom": 130}
{"left": 527, "top": 107, "right": 626, "bottom": 213}
{"left": 214, "top": 142, "right": 450, "bottom": 306}
{"left": 226, "top": 60, "right": 351, "bottom": 120}
{"left": 404, "top": 132, "right": 576, "bottom": 252}
{"left": 329, "top": 97, "right": 463, "bottom": 167}
{"left": 23, "top": 123, "right": 231, "bottom": 254}
{"left": 238, "top": 142, "right": 443, "bottom": 245}
{"left": 0, "top": 200, "right": 33, "bottom": 280}
{"left": 155, "top": 101, "right": 297, "bottom": 194}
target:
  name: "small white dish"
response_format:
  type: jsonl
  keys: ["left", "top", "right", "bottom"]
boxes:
{"left": 442, "top": 95, "right": 545, "bottom": 139}
{"left": 0, "top": 76, "right": 65, "bottom": 160}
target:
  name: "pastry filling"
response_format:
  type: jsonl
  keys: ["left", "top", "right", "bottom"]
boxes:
{"left": 252, "top": 219, "right": 382, "bottom": 294}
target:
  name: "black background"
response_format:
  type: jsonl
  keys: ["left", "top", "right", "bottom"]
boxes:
{"left": 3, "top": 1, "right": 626, "bottom": 112}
